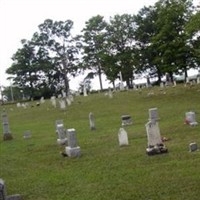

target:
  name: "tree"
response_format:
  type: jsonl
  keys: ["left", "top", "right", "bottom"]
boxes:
{"left": 106, "top": 14, "right": 137, "bottom": 88}
{"left": 6, "top": 39, "right": 39, "bottom": 98}
{"left": 32, "top": 19, "right": 82, "bottom": 95}
{"left": 81, "top": 15, "right": 108, "bottom": 91}
{"left": 153, "top": 0, "right": 194, "bottom": 80}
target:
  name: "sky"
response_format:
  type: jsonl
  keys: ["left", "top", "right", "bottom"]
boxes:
{"left": 0, "top": 0, "right": 199, "bottom": 91}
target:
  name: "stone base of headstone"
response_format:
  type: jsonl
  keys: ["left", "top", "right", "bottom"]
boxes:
{"left": 189, "top": 143, "right": 198, "bottom": 152}
{"left": 121, "top": 115, "right": 132, "bottom": 126}
{"left": 3, "top": 133, "right": 13, "bottom": 141}
{"left": 146, "top": 144, "right": 168, "bottom": 156}
{"left": 6, "top": 194, "right": 22, "bottom": 200}
{"left": 65, "top": 146, "right": 81, "bottom": 157}
{"left": 57, "top": 138, "right": 68, "bottom": 145}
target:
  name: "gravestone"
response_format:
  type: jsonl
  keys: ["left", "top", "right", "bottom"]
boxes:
{"left": 149, "top": 108, "right": 159, "bottom": 122}
{"left": 145, "top": 121, "right": 168, "bottom": 155}
{"left": 185, "top": 112, "right": 198, "bottom": 126}
{"left": 89, "top": 112, "right": 96, "bottom": 130}
{"left": 59, "top": 100, "right": 66, "bottom": 110}
{"left": 0, "top": 179, "right": 21, "bottom": 200}
{"left": 55, "top": 120, "right": 67, "bottom": 145}
{"left": 160, "top": 82, "right": 164, "bottom": 88}
{"left": 50, "top": 96, "right": 57, "bottom": 108}
{"left": 65, "top": 129, "right": 81, "bottom": 157}
{"left": 66, "top": 97, "right": 71, "bottom": 106}
{"left": 118, "top": 128, "right": 129, "bottom": 146}
{"left": 83, "top": 85, "right": 88, "bottom": 97}
{"left": 189, "top": 142, "right": 198, "bottom": 152}
{"left": 40, "top": 97, "right": 45, "bottom": 104}
{"left": 121, "top": 115, "right": 132, "bottom": 126}
{"left": 1, "top": 111, "right": 13, "bottom": 141}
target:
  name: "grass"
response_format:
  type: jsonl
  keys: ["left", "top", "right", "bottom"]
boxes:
{"left": 1, "top": 84, "right": 200, "bottom": 200}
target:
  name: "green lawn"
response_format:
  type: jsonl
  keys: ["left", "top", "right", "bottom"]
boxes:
{"left": 1, "top": 84, "right": 200, "bottom": 200}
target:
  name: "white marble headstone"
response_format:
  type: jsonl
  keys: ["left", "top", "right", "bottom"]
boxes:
{"left": 118, "top": 128, "right": 129, "bottom": 146}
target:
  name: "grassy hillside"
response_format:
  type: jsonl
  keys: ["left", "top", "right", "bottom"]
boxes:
{"left": 1, "top": 84, "right": 200, "bottom": 200}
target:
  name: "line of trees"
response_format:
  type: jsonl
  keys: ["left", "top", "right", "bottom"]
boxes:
{"left": 4, "top": 0, "right": 200, "bottom": 100}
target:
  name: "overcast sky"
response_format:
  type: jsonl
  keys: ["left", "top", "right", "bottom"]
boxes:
{"left": 0, "top": 0, "right": 199, "bottom": 90}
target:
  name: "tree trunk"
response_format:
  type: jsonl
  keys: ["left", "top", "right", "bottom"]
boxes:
{"left": 98, "top": 66, "right": 103, "bottom": 91}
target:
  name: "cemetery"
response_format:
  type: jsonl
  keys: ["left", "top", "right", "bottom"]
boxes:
{"left": 0, "top": 84, "right": 200, "bottom": 200}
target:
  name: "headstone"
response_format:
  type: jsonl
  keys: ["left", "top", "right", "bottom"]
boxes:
{"left": 160, "top": 82, "right": 164, "bottom": 88}
{"left": 50, "top": 96, "right": 57, "bottom": 108}
{"left": 16, "top": 103, "right": 21, "bottom": 108}
{"left": 0, "top": 179, "right": 21, "bottom": 200}
{"left": 121, "top": 115, "right": 132, "bottom": 126}
{"left": 61, "top": 90, "right": 67, "bottom": 98}
{"left": 197, "top": 76, "right": 200, "bottom": 84}
{"left": 189, "top": 142, "right": 198, "bottom": 152}
{"left": 185, "top": 112, "right": 198, "bottom": 126}
{"left": 65, "top": 129, "right": 81, "bottom": 157}
{"left": 145, "top": 121, "right": 168, "bottom": 155}
{"left": 108, "top": 88, "right": 113, "bottom": 98}
{"left": 118, "top": 128, "right": 129, "bottom": 146}
{"left": 119, "top": 71, "right": 124, "bottom": 91}
{"left": 55, "top": 120, "right": 67, "bottom": 145}
{"left": 59, "top": 100, "right": 66, "bottom": 110}
{"left": 149, "top": 108, "right": 159, "bottom": 122}
{"left": 1, "top": 111, "right": 13, "bottom": 141}
{"left": 23, "top": 130, "right": 31, "bottom": 139}
{"left": 66, "top": 97, "right": 71, "bottom": 106}
{"left": 83, "top": 85, "right": 88, "bottom": 97}
{"left": 89, "top": 112, "right": 96, "bottom": 130}
{"left": 40, "top": 97, "right": 45, "bottom": 104}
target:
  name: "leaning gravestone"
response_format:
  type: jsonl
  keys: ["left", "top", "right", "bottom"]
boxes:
{"left": 55, "top": 120, "right": 67, "bottom": 145}
{"left": 89, "top": 112, "right": 96, "bottom": 130}
{"left": 121, "top": 115, "right": 132, "bottom": 126}
{"left": 1, "top": 111, "right": 13, "bottom": 141}
{"left": 118, "top": 128, "right": 129, "bottom": 146}
{"left": 0, "top": 179, "right": 21, "bottom": 200}
{"left": 65, "top": 129, "right": 81, "bottom": 157}
{"left": 185, "top": 112, "right": 198, "bottom": 126}
{"left": 149, "top": 108, "right": 159, "bottom": 122}
{"left": 145, "top": 121, "right": 168, "bottom": 155}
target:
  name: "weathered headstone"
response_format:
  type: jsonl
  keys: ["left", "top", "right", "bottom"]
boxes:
{"left": 65, "top": 129, "right": 81, "bottom": 157}
{"left": 185, "top": 112, "right": 198, "bottom": 126}
{"left": 50, "top": 96, "right": 57, "bottom": 108}
{"left": 55, "top": 120, "right": 67, "bottom": 145}
{"left": 121, "top": 115, "right": 132, "bottom": 126}
{"left": 59, "top": 100, "right": 66, "bottom": 110}
{"left": 0, "top": 179, "right": 21, "bottom": 200}
{"left": 66, "top": 97, "right": 71, "bottom": 106}
{"left": 149, "top": 108, "right": 159, "bottom": 122}
{"left": 118, "top": 128, "right": 129, "bottom": 146}
{"left": 89, "top": 112, "right": 96, "bottom": 130}
{"left": 1, "top": 111, "right": 13, "bottom": 141}
{"left": 145, "top": 121, "right": 168, "bottom": 155}
{"left": 40, "top": 97, "right": 45, "bottom": 104}
{"left": 189, "top": 142, "right": 198, "bottom": 152}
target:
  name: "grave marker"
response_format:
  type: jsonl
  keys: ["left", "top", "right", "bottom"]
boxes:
{"left": 149, "top": 108, "right": 159, "bottom": 122}
{"left": 185, "top": 112, "right": 198, "bottom": 126}
{"left": 121, "top": 115, "right": 132, "bottom": 126}
{"left": 145, "top": 121, "right": 168, "bottom": 155}
{"left": 1, "top": 111, "right": 13, "bottom": 141}
{"left": 65, "top": 129, "right": 81, "bottom": 157}
{"left": 118, "top": 128, "right": 129, "bottom": 146}
{"left": 55, "top": 120, "right": 67, "bottom": 145}
{"left": 89, "top": 112, "right": 96, "bottom": 130}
